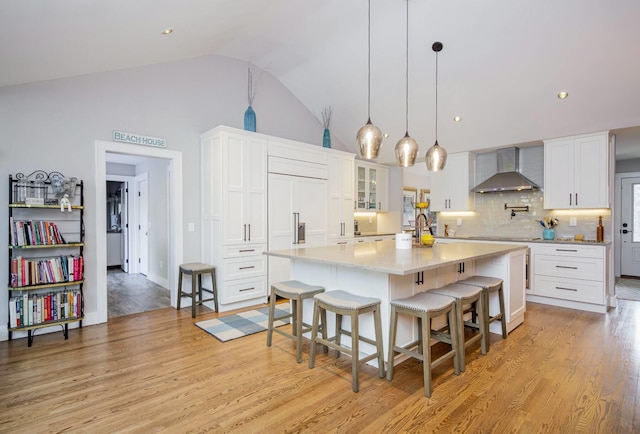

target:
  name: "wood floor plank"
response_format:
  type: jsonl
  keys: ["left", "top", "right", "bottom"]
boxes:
{"left": 2, "top": 300, "right": 640, "bottom": 432}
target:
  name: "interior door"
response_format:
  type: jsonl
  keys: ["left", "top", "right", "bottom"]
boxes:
{"left": 120, "top": 182, "right": 129, "bottom": 272}
{"left": 137, "top": 175, "right": 149, "bottom": 276}
{"left": 621, "top": 176, "right": 640, "bottom": 277}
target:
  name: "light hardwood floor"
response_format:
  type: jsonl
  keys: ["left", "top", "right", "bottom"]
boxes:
{"left": 1, "top": 300, "right": 638, "bottom": 432}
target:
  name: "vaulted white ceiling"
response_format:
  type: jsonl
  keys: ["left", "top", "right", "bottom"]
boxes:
{"left": 2, "top": 0, "right": 639, "bottom": 163}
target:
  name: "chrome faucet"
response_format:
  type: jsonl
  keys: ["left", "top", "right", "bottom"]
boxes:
{"left": 415, "top": 212, "right": 428, "bottom": 243}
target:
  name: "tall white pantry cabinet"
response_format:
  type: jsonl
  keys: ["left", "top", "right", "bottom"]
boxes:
{"left": 201, "top": 126, "right": 268, "bottom": 312}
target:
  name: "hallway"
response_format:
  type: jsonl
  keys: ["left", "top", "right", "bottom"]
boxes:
{"left": 107, "top": 268, "right": 170, "bottom": 318}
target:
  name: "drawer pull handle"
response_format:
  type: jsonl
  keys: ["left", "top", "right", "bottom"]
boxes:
{"left": 239, "top": 249, "right": 255, "bottom": 252}
{"left": 374, "top": 239, "right": 383, "bottom": 242}
{"left": 337, "top": 242, "right": 347, "bottom": 245}
{"left": 239, "top": 287, "right": 255, "bottom": 292}
{"left": 555, "top": 249, "right": 578, "bottom": 252}
{"left": 239, "top": 266, "right": 255, "bottom": 270}
{"left": 556, "top": 265, "right": 578, "bottom": 269}
{"left": 556, "top": 286, "right": 578, "bottom": 292}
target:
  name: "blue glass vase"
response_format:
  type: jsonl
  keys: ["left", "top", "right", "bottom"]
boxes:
{"left": 244, "top": 105, "right": 256, "bottom": 132}
{"left": 543, "top": 228, "right": 555, "bottom": 240}
{"left": 323, "top": 128, "right": 331, "bottom": 148}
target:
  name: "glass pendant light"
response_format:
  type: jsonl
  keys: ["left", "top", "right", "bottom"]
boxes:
{"left": 356, "top": 0, "right": 383, "bottom": 159}
{"left": 395, "top": 0, "right": 418, "bottom": 167}
{"left": 425, "top": 41, "right": 448, "bottom": 172}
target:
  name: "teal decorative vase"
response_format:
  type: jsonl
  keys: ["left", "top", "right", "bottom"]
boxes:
{"left": 244, "top": 105, "right": 256, "bottom": 132}
{"left": 323, "top": 128, "right": 331, "bottom": 148}
{"left": 543, "top": 228, "right": 555, "bottom": 240}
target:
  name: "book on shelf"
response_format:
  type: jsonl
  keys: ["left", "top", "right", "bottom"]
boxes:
{"left": 8, "top": 290, "right": 81, "bottom": 328}
{"left": 9, "top": 220, "right": 67, "bottom": 247}
{"left": 10, "top": 255, "right": 83, "bottom": 288}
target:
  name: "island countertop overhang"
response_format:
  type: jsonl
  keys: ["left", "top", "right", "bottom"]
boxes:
{"left": 264, "top": 240, "right": 527, "bottom": 276}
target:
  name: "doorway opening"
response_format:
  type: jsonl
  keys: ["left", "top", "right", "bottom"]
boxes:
{"left": 95, "top": 141, "right": 183, "bottom": 325}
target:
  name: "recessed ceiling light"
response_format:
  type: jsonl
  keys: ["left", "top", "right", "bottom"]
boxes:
{"left": 383, "top": 133, "right": 389, "bottom": 138}
{"left": 557, "top": 91, "right": 569, "bottom": 99}
{"left": 453, "top": 116, "right": 461, "bottom": 122}
{"left": 161, "top": 28, "right": 173, "bottom": 35}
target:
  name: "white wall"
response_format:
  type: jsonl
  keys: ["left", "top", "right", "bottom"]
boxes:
{"left": 0, "top": 54, "right": 342, "bottom": 338}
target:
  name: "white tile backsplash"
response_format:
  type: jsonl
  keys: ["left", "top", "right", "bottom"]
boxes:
{"left": 437, "top": 190, "right": 610, "bottom": 241}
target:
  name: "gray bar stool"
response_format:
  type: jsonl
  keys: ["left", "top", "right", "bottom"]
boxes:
{"left": 457, "top": 275, "right": 507, "bottom": 350}
{"left": 266, "top": 280, "right": 325, "bottom": 363}
{"left": 430, "top": 282, "right": 487, "bottom": 372}
{"left": 308, "top": 290, "right": 385, "bottom": 393}
{"left": 177, "top": 262, "right": 218, "bottom": 318}
{"left": 387, "top": 291, "right": 460, "bottom": 397}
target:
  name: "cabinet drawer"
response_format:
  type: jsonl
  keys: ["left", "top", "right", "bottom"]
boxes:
{"left": 533, "top": 244, "right": 603, "bottom": 259}
{"left": 223, "top": 244, "right": 266, "bottom": 258}
{"left": 533, "top": 275, "right": 604, "bottom": 305}
{"left": 534, "top": 255, "right": 603, "bottom": 281}
{"left": 224, "top": 256, "right": 265, "bottom": 280}
{"left": 221, "top": 276, "right": 266, "bottom": 304}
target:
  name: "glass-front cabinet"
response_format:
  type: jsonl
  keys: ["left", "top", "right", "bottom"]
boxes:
{"left": 355, "top": 161, "right": 388, "bottom": 212}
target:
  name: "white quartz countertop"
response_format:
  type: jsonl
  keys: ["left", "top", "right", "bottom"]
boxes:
{"left": 264, "top": 240, "right": 527, "bottom": 275}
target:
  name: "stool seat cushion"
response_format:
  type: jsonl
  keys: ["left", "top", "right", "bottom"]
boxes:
{"left": 180, "top": 262, "right": 215, "bottom": 273}
{"left": 457, "top": 275, "right": 503, "bottom": 290}
{"left": 391, "top": 292, "right": 455, "bottom": 312}
{"left": 272, "top": 280, "right": 325, "bottom": 297}
{"left": 430, "top": 283, "right": 483, "bottom": 299}
{"left": 314, "top": 290, "right": 380, "bottom": 310}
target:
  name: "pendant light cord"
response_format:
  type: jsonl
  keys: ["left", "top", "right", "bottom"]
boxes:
{"left": 435, "top": 48, "right": 438, "bottom": 141}
{"left": 367, "top": 0, "right": 372, "bottom": 120}
{"left": 405, "top": 0, "right": 409, "bottom": 133}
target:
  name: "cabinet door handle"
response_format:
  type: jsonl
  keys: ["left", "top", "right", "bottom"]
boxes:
{"left": 378, "top": 202, "right": 381, "bottom": 210}
{"left": 243, "top": 224, "right": 247, "bottom": 241}
{"left": 575, "top": 193, "right": 578, "bottom": 206}
{"left": 556, "top": 286, "right": 578, "bottom": 292}
{"left": 556, "top": 265, "right": 578, "bottom": 269}
{"left": 415, "top": 271, "right": 424, "bottom": 285}
{"left": 239, "top": 249, "right": 255, "bottom": 253}
{"left": 569, "top": 193, "right": 572, "bottom": 206}
{"left": 247, "top": 224, "right": 251, "bottom": 241}
{"left": 239, "top": 287, "right": 255, "bottom": 292}
{"left": 555, "top": 249, "right": 578, "bottom": 252}
{"left": 239, "top": 266, "right": 255, "bottom": 270}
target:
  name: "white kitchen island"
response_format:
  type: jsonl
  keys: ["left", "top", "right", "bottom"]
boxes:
{"left": 265, "top": 240, "right": 527, "bottom": 365}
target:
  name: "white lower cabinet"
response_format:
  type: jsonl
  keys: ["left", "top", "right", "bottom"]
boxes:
{"left": 529, "top": 244, "right": 608, "bottom": 312}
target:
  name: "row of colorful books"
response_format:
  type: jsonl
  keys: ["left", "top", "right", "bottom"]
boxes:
{"left": 10, "top": 255, "right": 83, "bottom": 288}
{"left": 9, "top": 218, "right": 67, "bottom": 247}
{"left": 9, "top": 291, "right": 82, "bottom": 328}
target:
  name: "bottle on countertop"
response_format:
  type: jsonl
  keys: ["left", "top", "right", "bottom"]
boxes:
{"left": 444, "top": 224, "right": 449, "bottom": 237}
{"left": 596, "top": 216, "right": 604, "bottom": 242}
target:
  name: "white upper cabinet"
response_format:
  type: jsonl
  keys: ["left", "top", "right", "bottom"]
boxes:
{"left": 430, "top": 152, "right": 476, "bottom": 212}
{"left": 328, "top": 151, "right": 355, "bottom": 240}
{"left": 355, "top": 161, "right": 389, "bottom": 212}
{"left": 544, "top": 131, "right": 610, "bottom": 209}
{"left": 201, "top": 127, "right": 267, "bottom": 247}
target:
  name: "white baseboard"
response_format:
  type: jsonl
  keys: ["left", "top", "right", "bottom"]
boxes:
{"left": 147, "top": 273, "right": 169, "bottom": 289}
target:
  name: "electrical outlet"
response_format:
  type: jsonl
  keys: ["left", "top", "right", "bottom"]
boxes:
{"left": 457, "top": 218, "right": 462, "bottom": 226}
{"left": 569, "top": 217, "right": 577, "bottom": 227}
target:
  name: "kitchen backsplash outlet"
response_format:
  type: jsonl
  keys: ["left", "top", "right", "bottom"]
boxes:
{"left": 436, "top": 190, "right": 611, "bottom": 241}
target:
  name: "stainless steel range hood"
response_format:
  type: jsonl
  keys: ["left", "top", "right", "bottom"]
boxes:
{"left": 473, "top": 147, "right": 540, "bottom": 193}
